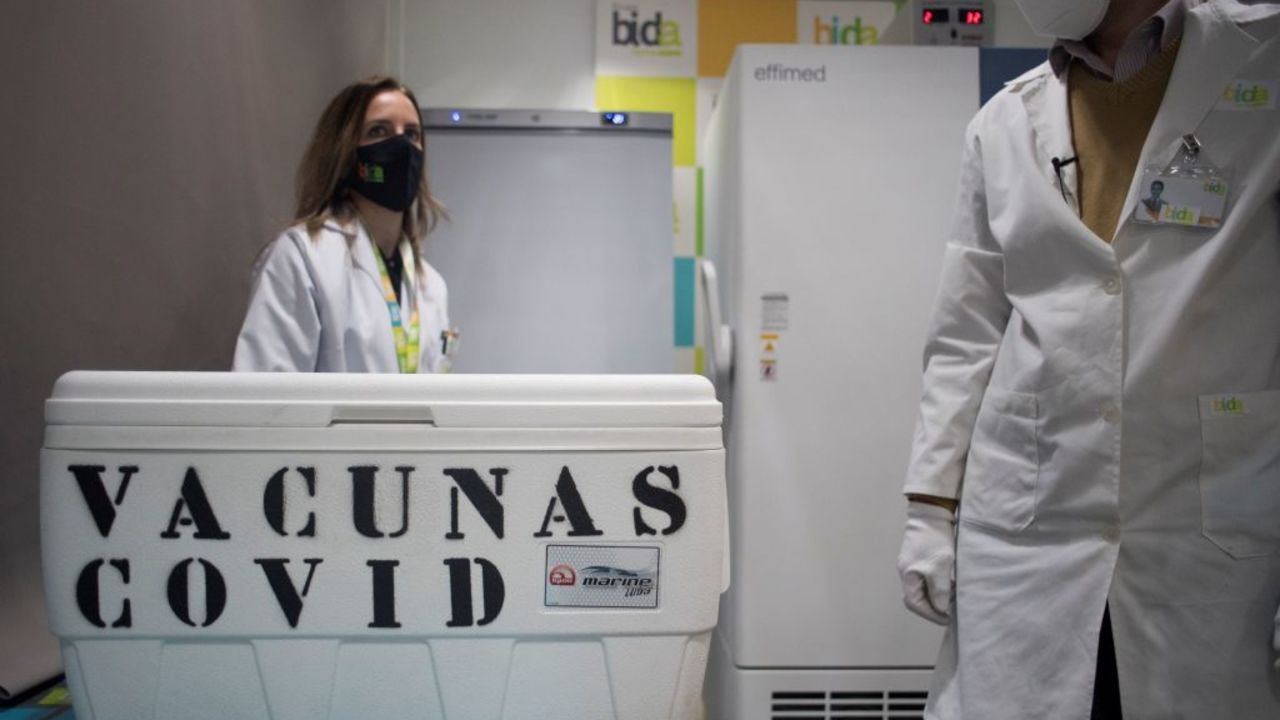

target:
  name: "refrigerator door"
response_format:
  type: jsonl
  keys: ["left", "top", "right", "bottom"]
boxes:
{"left": 711, "top": 45, "right": 979, "bottom": 669}
{"left": 423, "top": 111, "right": 675, "bottom": 374}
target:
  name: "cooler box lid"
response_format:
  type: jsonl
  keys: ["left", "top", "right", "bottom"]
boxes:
{"left": 46, "top": 372, "right": 721, "bottom": 429}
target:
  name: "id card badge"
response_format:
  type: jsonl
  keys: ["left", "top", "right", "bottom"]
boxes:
{"left": 1134, "top": 134, "right": 1229, "bottom": 228}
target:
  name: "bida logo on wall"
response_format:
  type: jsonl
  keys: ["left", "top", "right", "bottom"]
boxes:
{"left": 797, "top": 0, "right": 900, "bottom": 46}
{"left": 57, "top": 458, "right": 689, "bottom": 633}
{"left": 612, "top": 7, "right": 682, "bottom": 54}
{"left": 595, "top": 0, "right": 697, "bottom": 76}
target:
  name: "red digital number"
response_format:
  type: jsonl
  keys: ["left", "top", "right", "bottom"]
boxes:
{"left": 965, "top": 10, "right": 984, "bottom": 25}
{"left": 923, "top": 9, "right": 936, "bottom": 24}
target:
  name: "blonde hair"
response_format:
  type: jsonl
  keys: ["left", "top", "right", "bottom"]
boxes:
{"left": 294, "top": 76, "right": 445, "bottom": 253}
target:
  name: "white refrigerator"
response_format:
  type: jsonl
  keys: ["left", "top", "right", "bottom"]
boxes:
{"left": 701, "top": 45, "right": 979, "bottom": 719}
{"left": 423, "top": 109, "right": 674, "bottom": 374}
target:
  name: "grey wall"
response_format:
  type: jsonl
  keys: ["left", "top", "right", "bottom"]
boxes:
{"left": 0, "top": 1, "right": 388, "bottom": 696}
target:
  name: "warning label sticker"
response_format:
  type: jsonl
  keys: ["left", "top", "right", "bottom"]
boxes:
{"left": 544, "top": 545, "right": 660, "bottom": 609}
{"left": 760, "top": 358, "right": 778, "bottom": 381}
{"left": 761, "top": 333, "right": 779, "bottom": 355}
{"left": 762, "top": 293, "right": 789, "bottom": 331}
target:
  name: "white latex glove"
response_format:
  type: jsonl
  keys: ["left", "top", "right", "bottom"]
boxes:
{"left": 897, "top": 501, "right": 957, "bottom": 625}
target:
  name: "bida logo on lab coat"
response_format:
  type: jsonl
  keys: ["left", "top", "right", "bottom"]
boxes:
{"left": 1217, "top": 81, "right": 1277, "bottom": 110}
{"left": 67, "top": 462, "right": 687, "bottom": 631}
{"left": 1211, "top": 395, "right": 1247, "bottom": 416}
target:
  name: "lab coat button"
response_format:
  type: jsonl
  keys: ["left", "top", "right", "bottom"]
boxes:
{"left": 1100, "top": 404, "right": 1120, "bottom": 424}
{"left": 1102, "top": 525, "right": 1121, "bottom": 542}
{"left": 1102, "top": 278, "right": 1121, "bottom": 295}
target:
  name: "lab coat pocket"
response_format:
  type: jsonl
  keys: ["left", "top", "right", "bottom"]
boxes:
{"left": 960, "top": 387, "right": 1039, "bottom": 534}
{"left": 1198, "top": 390, "right": 1280, "bottom": 559}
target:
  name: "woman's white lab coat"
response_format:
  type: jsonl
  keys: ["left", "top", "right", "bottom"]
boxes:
{"left": 905, "top": 2, "right": 1280, "bottom": 718}
{"left": 233, "top": 218, "right": 451, "bottom": 373}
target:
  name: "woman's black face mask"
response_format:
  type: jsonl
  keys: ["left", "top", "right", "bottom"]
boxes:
{"left": 349, "top": 134, "right": 424, "bottom": 212}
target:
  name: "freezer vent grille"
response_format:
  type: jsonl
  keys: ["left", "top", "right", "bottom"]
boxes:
{"left": 770, "top": 690, "right": 927, "bottom": 720}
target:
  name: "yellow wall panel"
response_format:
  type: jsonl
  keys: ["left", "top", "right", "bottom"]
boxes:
{"left": 595, "top": 76, "right": 698, "bottom": 167}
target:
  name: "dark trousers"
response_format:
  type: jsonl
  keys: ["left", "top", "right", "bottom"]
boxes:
{"left": 1091, "top": 606, "right": 1122, "bottom": 720}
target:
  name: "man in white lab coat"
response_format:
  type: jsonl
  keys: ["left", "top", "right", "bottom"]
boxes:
{"left": 897, "top": 1, "right": 1280, "bottom": 718}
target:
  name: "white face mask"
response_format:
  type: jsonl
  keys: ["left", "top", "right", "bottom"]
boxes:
{"left": 1014, "top": 0, "right": 1110, "bottom": 40}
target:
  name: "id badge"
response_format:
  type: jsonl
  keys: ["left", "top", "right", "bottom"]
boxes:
{"left": 1133, "top": 134, "right": 1230, "bottom": 229}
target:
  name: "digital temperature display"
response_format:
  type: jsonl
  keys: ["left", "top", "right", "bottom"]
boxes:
{"left": 921, "top": 8, "right": 950, "bottom": 24}
{"left": 917, "top": 2, "right": 989, "bottom": 46}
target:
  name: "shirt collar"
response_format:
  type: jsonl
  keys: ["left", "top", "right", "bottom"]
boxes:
{"left": 1049, "top": 0, "right": 1192, "bottom": 80}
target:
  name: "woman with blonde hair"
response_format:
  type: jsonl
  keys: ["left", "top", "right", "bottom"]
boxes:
{"left": 234, "top": 76, "right": 456, "bottom": 373}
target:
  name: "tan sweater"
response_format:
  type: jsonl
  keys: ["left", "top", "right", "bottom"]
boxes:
{"left": 1068, "top": 38, "right": 1181, "bottom": 242}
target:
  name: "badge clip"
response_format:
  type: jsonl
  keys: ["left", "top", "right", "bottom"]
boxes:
{"left": 440, "top": 329, "right": 460, "bottom": 358}
{"left": 434, "top": 328, "right": 460, "bottom": 373}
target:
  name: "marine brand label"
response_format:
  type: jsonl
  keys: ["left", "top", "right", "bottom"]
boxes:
{"left": 544, "top": 545, "right": 660, "bottom": 609}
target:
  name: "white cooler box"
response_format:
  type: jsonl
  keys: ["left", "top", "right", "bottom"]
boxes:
{"left": 41, "top": 372, "right": 728, "bottom": 720}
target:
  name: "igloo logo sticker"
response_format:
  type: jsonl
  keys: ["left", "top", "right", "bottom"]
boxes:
{"left": 549, "top": 564, "right": 578, "bottom": 586}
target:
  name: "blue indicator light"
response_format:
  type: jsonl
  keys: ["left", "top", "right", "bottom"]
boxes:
{"left": 602, "top": 112, "right": 629, "bottom": 127}
{"left": 450, "top": 111, "right": 461, "bottom": 123}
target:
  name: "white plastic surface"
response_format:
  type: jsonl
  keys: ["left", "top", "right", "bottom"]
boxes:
{"left": 703, "top": 632, "right": 932, "bottom": 720}
{"left": 42, "top": 372, "right": 726, "bottom": 720}
{"left": 46, "top": 371, "right": 721, "bottom": 428}
{"left": 702, "top": 45, "right": 975, "bottom": 687}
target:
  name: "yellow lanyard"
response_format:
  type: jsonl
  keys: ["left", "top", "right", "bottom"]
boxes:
{"left": 370, "top": 236, "right": 420, "bottom": 374}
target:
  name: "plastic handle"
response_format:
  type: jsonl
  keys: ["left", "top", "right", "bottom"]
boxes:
{"left": 698, "top": 259, "right": 734, "bottom": 391}
{"left": 695, "top": 258, "right": 733, "bottom": 593}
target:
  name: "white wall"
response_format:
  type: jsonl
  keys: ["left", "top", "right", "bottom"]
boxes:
{"left": 397, "top": 0, "right": 599, "bottom": 110}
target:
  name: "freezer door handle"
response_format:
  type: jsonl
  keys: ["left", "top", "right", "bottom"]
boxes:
{"left": 697, "top": 259, "right": 733, "bottom": 593}
{"left": 698, "top": 259, "right": 733, "bottom": 392}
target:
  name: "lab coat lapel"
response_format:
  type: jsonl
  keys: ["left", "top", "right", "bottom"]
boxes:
{"left": 1020, "top": 69, "right": 1080, "bottom": 215}
{"left": 1113, "top": 2, "right": 1261, "bottom": 239}
{"left": 340, "top": 219, "right": 386, "bottom": 293}
{"left": 1018, "top": 68, "right": 1117, "bottom": 259}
